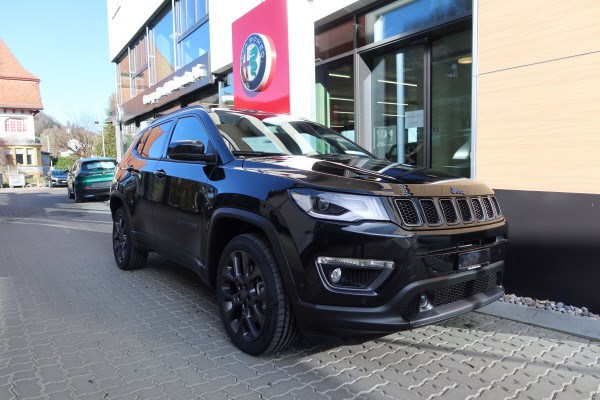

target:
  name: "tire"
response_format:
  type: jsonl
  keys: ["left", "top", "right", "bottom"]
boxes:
{"left": 74, "top": 189, "right": 82, "bottom": 203}
{"left": 68, "top": 187, "right": 74, "bottom": 199}
{"left": 112, "top": 207, "right": 147, "bottom": 270}
{"left": 216, "top": 234, "right": 298, "bottom": 355}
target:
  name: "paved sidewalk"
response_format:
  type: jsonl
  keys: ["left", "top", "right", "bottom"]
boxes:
{"left": 0, "top": 187, "right": 598, "bottom": 399}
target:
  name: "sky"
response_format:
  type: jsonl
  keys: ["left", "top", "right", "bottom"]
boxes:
{"left": 1, "top": 1, "right": 114, "bottom": 126}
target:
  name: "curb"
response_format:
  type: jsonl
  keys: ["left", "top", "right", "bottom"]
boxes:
{"left": 476, "top": 301, "right": 600, "bottom": 342}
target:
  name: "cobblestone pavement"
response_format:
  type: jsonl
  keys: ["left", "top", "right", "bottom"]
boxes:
{"left": 0, "top": 187, "right": 599, "bottom": 400}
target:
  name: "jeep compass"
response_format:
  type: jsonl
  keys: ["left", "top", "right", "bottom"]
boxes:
{"left": 110, "top": 106, "right": 507, "bottom": 355}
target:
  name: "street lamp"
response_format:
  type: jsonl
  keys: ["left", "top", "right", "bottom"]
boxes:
{"left": 94, "top": 121, "right": 106, "bottom": 157}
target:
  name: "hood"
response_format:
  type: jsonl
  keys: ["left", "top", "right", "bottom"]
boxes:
{"left": 241, "top": 156, "right": 493, "bottom": 196}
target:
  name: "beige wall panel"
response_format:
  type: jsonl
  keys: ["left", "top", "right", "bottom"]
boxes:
{"left": 478, "top": 0, "right": 600, "bottom": 74}
{"left": 476, "top": 53, "right": 600, "bottom": 194}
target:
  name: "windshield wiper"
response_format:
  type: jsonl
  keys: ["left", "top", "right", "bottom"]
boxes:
{"left": 232, "top": 151, "right": 286, "bottom": 158}
{"left": 312, "top": 153, "right": 362, "bottom": 161}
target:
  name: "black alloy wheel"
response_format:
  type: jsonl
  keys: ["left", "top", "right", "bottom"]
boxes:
{"left": 112, "top": 207, "right": 147, "bottom": 270}
{"left": 217, "top": 234, "right": 297, "bottom": 355}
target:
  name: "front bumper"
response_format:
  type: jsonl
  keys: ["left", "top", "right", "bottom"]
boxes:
{"left": 293, "top": 261, "right": 504, "bottom": 335}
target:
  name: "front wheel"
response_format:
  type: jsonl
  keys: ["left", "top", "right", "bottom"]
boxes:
{"left": 217, "top": 234, "right": 297, "bottom": 355}
{"left": 112, "top": 207, "right": 147, "bottom": 270}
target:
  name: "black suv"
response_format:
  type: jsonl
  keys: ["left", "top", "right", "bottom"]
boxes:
{"left": 110, "top": 106, "right": 507, "bottom": 355}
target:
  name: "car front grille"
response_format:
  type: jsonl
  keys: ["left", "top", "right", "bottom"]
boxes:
{"left": 394, "top": 195, "right": 502, "bottom": 228}
{"left": 402, "top": 272, "right": 500, "bottom": 318}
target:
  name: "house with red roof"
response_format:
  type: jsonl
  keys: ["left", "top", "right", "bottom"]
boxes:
{"left": 0, "top": 39, "right": 44, "bottom": 182}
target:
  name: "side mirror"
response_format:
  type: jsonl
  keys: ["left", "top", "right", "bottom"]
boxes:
{"left": 167, "top": 140, "right": 217, "bottom": 163}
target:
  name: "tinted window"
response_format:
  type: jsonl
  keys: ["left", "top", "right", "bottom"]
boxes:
{"left": 137, "top": 121, "right": 173, "bottom": 158}
{"left": 81, "top": 160, "right": 117, "bottom": 171}
{"left": 168, "top": 116, "right": 212, "bottom": 154}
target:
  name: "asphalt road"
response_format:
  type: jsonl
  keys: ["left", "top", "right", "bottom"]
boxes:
{"left": 0, "top": 187, "right": 598, "bottom": 400}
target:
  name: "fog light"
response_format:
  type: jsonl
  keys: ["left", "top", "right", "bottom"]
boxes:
{"left": 330, "top": 268, "right": 342, "bottom": 284}
{"left": 316, "top": 256, "right": 395, "bottom": 292}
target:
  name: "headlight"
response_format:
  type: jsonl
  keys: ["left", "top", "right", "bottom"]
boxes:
{"left": 290, "top": 189, "right": 389, "bottom": 222}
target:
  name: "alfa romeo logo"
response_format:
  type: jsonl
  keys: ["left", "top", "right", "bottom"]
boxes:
{"left": 240, "top": 33, "right": 275, "bottom": 92}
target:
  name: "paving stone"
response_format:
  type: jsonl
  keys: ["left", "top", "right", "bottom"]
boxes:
{"left": 1, "top": 190, "right": 600, "bottom": 400}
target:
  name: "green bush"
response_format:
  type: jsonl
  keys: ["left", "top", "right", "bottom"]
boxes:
{"left": 55, "top": 156, "right": 78, "bottom": 171}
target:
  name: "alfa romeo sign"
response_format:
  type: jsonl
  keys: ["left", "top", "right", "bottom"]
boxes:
{"left": 240, "top": 33, "right": 275, "bottom": 92}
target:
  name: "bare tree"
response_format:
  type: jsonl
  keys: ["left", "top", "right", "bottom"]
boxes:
{"left": 65, "top": 124, "right": 97, "bottom": 158}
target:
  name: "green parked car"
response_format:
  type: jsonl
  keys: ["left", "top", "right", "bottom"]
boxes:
{"left": 67, "top": 157, "right": 117, "bottom": 202}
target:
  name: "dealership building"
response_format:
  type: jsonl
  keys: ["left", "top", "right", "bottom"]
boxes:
{"left": 107, "top": 0, "right": 600, "bottom": 310}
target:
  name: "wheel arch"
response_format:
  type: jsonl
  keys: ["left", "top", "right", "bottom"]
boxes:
{"left": 206, "top": 208, "right": 296, "bottom": 290}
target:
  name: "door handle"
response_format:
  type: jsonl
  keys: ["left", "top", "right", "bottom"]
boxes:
{"left": 153, "top": 169, "right": 166, "bottom": 178}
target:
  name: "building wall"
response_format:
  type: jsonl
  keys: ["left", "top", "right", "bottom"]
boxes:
{"left": 475, "top": 0, "right": 600, "bottom": 310}
{"left": 0, "top": 111, "right": 36, "bottom": 141}
{"left": 476, "top": 0, "right": 600, "bottom": 194}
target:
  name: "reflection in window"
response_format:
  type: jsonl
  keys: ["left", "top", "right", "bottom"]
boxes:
{"left": 137, "top": 121, "right": 173, "bottom": 158}
{"left": 130, "top": 36, "right": 149, "bottom": 95}
{"left": 151, "top": 8, "right": 175, "bottom": 83}
{"left": 116, "top": 52, "right": 131, "bottom": 104}
{"left": 169, "top": 116, "right": 211, "bottom": 150}
{"left": 315, "top": 19, "right": 354, "bottom": 60}
{"left": 431, "top": 29, "right": 472, "bottom": 177}
{"left": 180, "top": 22, "right": 209, "bottom": 66}
{"left": 364, "top": 0, "right": 471, "bottom": 44}
{"left": 178, "top": 0, "right": 207, "bottom": 33}
{"left": 371, "top": 44, "right": 425, "bottom": 166}
{"left": 316, "top": 57, "right": 355, "bottom": 140}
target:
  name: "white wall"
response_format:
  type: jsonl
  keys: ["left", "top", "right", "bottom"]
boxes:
{"left": 209, "top": 0, "right": 263, "bottom": 74}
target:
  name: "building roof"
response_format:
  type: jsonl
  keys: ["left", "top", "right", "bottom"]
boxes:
{"left": 0, "top": 39, "right": 43, "bottom": 111}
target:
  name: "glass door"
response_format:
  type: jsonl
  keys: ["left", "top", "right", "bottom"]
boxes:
{"left": 371, "top": 44, "right": 425, "bottom": 166}
{"left": 431, "top": 30, "right": 472, "bottom": 177}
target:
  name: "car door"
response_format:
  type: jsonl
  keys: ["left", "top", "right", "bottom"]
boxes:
{"left": 121, "top": 121, "right": 173, "bottom": 248}
{"left": 152, "top": 115, "right": 217, "bottom": 274}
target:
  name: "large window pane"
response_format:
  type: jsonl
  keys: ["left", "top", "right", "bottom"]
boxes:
{"left": 152, "top": 8, "right": 175, "bottom": 82}
{"left": 315, "top": 20, "right": 354, "bottom": 61}
{"left": 180, "top": 22, "right": 209, "bottom": 67}
{"left": 316, "top": 57, "right": 355, "bottom": 140}
{"left": 371, "top": 44, "right": 424, "bottom": 165}
{"left": 364, "top": 0, "right": 471, "bottom": 44}
{"left": 117, "top": 53, "right": 131, "bottom": 104}
{"left": 431, "top": 29, "right": 472, "bottom": 177}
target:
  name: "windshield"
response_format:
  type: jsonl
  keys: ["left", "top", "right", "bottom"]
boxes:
{"left": 81, "top": 160, "right": 116, "bottom": 171}
{"left": 51, "top": 170, "right": 67, "bottom": 176}
{"left": 213, "top": 110, "right": 372, "bottom": 159}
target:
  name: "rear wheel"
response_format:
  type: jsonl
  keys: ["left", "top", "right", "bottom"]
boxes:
{"left": 112, "top": 207, "right": 147, "bottom": 270}
{"left": 217, "top": 234, "right": 297, "bottom": 355}
{"left": 68, "top": 187, "right": 74, "bottom": 199}
{"left": 74, "top": 189, "right": 82, "bottom": 203}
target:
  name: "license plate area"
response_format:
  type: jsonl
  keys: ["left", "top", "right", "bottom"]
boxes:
{"left": 458, "top": 249, "right": 489, "bottom": 272}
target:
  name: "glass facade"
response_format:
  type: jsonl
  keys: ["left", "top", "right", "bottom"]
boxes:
{"left": 316, "top": 0, "right": 472, "bottom": 177}
{"left": 116, "top": 0, "right": 211, "bottom": 110}
{"left": 431, "top": 30, "right": 472, "bottom": 176}
{"left": 316, "top": 57, "right": 355, "bottom": 140}
{"left": 364, "top": 0, "right": 471, "bottom": 43}
{"left": 151, "top": 8, "right": 176, "bottom": 83}
{"left": 371, "top": 44, "right": 425, "bottom": 165}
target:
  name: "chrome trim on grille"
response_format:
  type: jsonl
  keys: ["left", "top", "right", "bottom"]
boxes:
{"left": 394, "top": 195, "right": 503, "bottom": 228}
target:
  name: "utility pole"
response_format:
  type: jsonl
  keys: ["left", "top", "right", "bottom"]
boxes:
{"left": 94, "top": 121, "right": 106, "bottom": 157}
